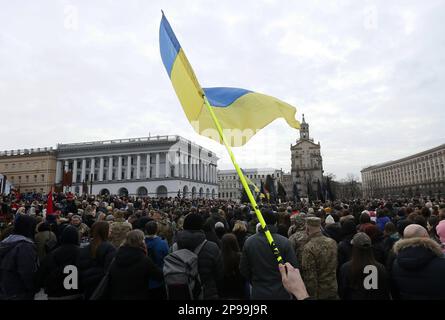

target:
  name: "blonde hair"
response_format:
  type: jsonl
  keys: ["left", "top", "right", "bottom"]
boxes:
{"left": 232, "top": 220, "right": 247, "bottom": 233}
{"left": 123, "top": 229, "right": 145, "bottom": 248}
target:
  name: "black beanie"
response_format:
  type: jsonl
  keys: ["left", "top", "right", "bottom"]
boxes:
{"left": 183, "top": 213, "right": 204, "bottom": 231}
{"left": 61, "top": 225, "right": 80, "bottom": 246}
{"left": 13, "top": 214, "right": 36, "bottom": 239}
{"left": 262, "top": 209, "right": 277, "bottom": 226}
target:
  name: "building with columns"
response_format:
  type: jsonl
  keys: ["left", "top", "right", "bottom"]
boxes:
{"left": 217, "top": 168, "right": 283, "bottom": 201}
{"left": 291, "top": 114, "right": 324, "bottom": 200}
{"left": 55, "top": 135, "right": 219, "bottom": 198}
{"left": 361, "top": 144, "right": 445, "bottom": 198}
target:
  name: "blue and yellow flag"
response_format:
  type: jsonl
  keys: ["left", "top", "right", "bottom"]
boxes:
{"left": 159, "top": 12, "right": 300, "bottom": 147}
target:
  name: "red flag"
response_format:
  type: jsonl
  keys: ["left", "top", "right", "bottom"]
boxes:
{"left": 46, "top": 188, "right": 54, "bottom": 215}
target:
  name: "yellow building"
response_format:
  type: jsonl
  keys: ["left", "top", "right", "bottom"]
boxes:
{"left": 0, "top": 147, "right": 56, "bottom": 194}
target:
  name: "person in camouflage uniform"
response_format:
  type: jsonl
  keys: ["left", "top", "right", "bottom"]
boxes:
{"left": 151, "top": 211, "right": 173, "bottom": 246}
{"left": 301, "top": 217, "right": 338, "bottom": 300}
{"left": 109, "top": 210, "right": 132, "bottom": 248}
{"left": 288, "top": 214, "right": 308, "bottom": 267}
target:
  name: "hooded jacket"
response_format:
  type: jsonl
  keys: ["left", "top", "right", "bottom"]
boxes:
{"left": 175, "top": 229, "right": 223, "bottom": 299}
{"left": 0, "top": 234, "right": 37, "bottom": 299}
{"left": 391, "top": 237, "right": 445, "bottom": 299}
{"left": 34, "top": 225, "right": 82, "bottom": 298}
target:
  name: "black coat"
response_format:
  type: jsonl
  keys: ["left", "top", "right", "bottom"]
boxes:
{"left": 35, "top": 244, "right": 82, "bottom": 298}
{"left": 337, "top": 235, "right": 354, "bottom": 269}
{"left": 176, "top": 229, "right": 223, "bottom": 299}
{"left": 108, "top": 246, "right": 163, "bottom": 300}
{"left": 391, "top": 237, "right": 445, "bottom": 300}
{"left": 79, "top": 241, "right": 116, "bottom": 299}
{"left": 0, "top": 235, "right": 37, "bottom": 299}
{"left": 339, "top": 261, "right": 390, "bottom": 300}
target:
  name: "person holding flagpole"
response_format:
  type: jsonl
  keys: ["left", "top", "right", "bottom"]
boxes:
{"left": 159, "top": 11, "right": 301, "bottom": 265}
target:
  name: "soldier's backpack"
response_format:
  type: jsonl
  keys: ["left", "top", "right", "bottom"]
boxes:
{"left": 163, "top": 240, "right": 207, "bottom": 300}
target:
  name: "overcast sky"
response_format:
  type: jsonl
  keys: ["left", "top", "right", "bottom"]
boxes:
{"left": 1, "top": 0, "right": 444, "bottom": 180}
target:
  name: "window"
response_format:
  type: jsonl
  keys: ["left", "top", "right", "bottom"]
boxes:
{"left": 25, "top": 176, "right": 29, "bottom": 183}
{"left": 41, "top": 174, "right": 45, "bottom": 181}
{"left": 34, "top": 175, "right": 37, "bottom": 182}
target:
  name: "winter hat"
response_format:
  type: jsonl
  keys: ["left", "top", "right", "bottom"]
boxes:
{"left": 436, "top": 220, "right": 445, "bottom": 245}
{"left": 13, "top": 214, "right": 36, "bottom": 239}
{"left": 106, "top": 214, "right": 115, "bottom": 222}
{"left": 325, "top": 215, "right": 335, "bottom": 225}
{"left": 215, "top": 222, "right": 225, "bottom": 230}
{"left": 261, "top": 209, "right": 277, "bottom": 225}
{"left": 183, "top": 213, "right": 204, "bottom": 231}
{"left": 61, "top": 225, "right": 80, "bottom": 246}
{"left": 341, "top": 219, "right": 357, "bottom": 237}
{"left": 351, "top": 232, "right": 372, "bottom": 248}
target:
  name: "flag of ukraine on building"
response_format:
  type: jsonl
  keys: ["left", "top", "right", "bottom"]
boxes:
{"left": 159, "top": 12, "right": 300, "bottom": 147}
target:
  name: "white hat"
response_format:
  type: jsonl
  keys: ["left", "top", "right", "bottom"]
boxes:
{"left": 325, "top": 215, "right": 335, "bottom": 225}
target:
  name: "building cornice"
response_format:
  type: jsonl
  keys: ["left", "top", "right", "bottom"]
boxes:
{"left": 361, "top": 144, "right": 445, "bottom": 172}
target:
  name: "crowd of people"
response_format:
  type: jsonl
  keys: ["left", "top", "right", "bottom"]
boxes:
{"left": 0, "top": 191, "right": 444, "bottom": 300}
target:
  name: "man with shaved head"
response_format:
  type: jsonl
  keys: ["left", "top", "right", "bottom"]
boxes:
{"left": 403, "top": 224, "right": 429, "bottom": 239}
{"left": 391, "top": 223, "right": 445, "bottom": 299}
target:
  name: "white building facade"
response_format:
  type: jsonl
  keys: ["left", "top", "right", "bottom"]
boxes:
{"left": 361, "top": 144, "right": 445, "bottom": 198}
{"left": 55, "top": 135, "right": 219, "bottom": 198}
{"left": 217, "top": 168, "right": 283, "bottom": 201}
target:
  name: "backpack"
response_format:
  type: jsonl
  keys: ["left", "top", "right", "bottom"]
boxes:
{"left": 163, "top": 240, "right": 207, "bottom": 300}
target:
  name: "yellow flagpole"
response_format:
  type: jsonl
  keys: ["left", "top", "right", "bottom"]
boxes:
{"left": 202, "top": 94, "right": 284, "bottom": 264}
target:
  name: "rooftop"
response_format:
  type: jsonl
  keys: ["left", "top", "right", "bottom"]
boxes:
{"left": 361, "top": 143, "right": 445, "bottom": 172}
{"left": 0, "top": 147, "right": 54, "bottom": 157}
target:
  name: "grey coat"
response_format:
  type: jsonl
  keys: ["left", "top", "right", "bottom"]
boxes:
{"left": 240, "top": 225, "right": 298, "bottom": 300}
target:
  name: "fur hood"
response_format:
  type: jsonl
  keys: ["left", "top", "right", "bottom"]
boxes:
{"left": 394, "top": 237, "right": 443, "bottom": 257}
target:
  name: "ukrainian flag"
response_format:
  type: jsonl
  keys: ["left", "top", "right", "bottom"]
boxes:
{"left": 159, "top": 12, "right": 300, "bottom": 147}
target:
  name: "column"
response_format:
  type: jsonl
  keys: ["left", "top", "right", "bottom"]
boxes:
{"left": 81, "top": 159, "right": 86, "bottom": 182}
{"left": 155, "top": 153, "right": 160, "bottom": 178}
{"left": 127, "top": 155, "right": 132, "bottom": 180}
{"left": 165, "top": 152, "right": 170, "bottom": 178}
{"left": 192, "top": 158, "right": 195, "bottom": 180}
{"left": 136, "top": 155, "right": 141, "bottom": 179}
{"left": 175, "top": 152, "right": 179, "bottom": 177}
{"left": 186, "top": 155, "right": 190, "bottom": 179}
{"left": 108, "top": 157, "right": 113, "bottom": 180}
{"left": 72, "top": 159, "right": 78, "bottom": 183}
{"left": 56, "top": 161, "right": 63, "bottom": 183}
{"left": 182, "top": 154, "right": 186, "bottom": 178}
{"left": 99, "top": 157, "right": 104, "bottom": 182}
{"left": 90, "top": 158, "right": 95, "bottom": 181}
{"left": 64, "top": 160, "right": 69, "bottom": 173}
{"left": 204, "top": 164, "right": 208, "bottom": 183}
{"left": 146, "top": 154, "right": 151, "bottom": 178}
{"left": 117, "top": 156, "right": 122, "bottom": 180}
